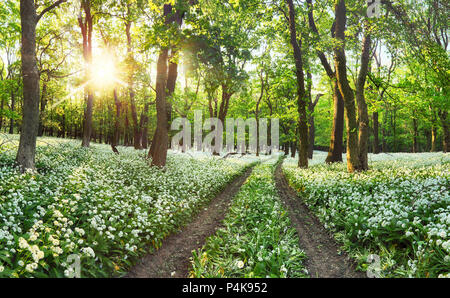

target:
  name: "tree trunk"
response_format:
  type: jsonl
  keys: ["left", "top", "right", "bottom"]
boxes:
{"left": 140, "top": 102, "right": 150, "bottom": 149}
{"left": 431, "top": 124, "right": 437, "bottom": 152}
{"left": 290, "top": 141, "right": 297, "bottom": 158}
{"left": 0, "top": 96, "right": 3, "bottom": 132}
{"left": 308, "top": 94, "right": 322, "bottom": 159}
{"left": 61, "top": 113, "right": 65, "bottom": 138}
{"left": 148, "top": 3, "right": 185, "bottom": 165}
{"left": 81, "top": 92, "right": 94, "bottom": 147}
{"left": 16, "top": 0, "right": 40, "bottom": 171}
{"left": 306, "top": 0, "right": 343, "bottom": 164}
{"left": 372, "top": 111, "right": 379, "bottom": 153}
{"left": 333, "top": 0, "right": 360, "bottom": 172}
{"left": 79, "top": 0, "right": 94, "bottom": 148}
{"left": 286, "top": 0, "right": 308, "bottom": 168}
{"left": 438, "top": 110, "right": 449, "bottom": 153}
{"left": 125, "top": 20, "right": 142, "bottom": 150}
{"left": 112, "top": 89, "right": 120, "bottom": 150}
{"left": 218, "top": 86, "right": 232, "bottom": 125}
{"left": 166, "top": 50, "right": 179, "bottom": 128}
{"left": 148, "top": 48, "right": 169, "bottom": 166}
{"left": 412, "top": 117, "right": 418, "bottom": 153}
{"left": 283, "top": 143, "right": 289, "bottom": 156}
{"left": 325, "top": 79, "right": 345, "bottom": 163}
{"left": 38, "top": 81, "right": 47, "bottom": 136}
{"left": 382, "top": 108, "right": 388, "bottom": 152}
{"left": 9, "top": 90, "right": 15, "bottom": 134}
{"left": 355, "top": 24, "right": 371, "bottom": 170}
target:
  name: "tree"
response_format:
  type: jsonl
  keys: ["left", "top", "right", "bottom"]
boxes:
{"left": 285, "top": 0, "right": 308, "bottom": 168}
{"left": 148, "top": 2, "right": 187, "bottom": 166}
{"left": 333, "top": 0, "right": 360, "bottom": 172}
{"left": 306, "top": 0, "right": 344, "bottom": 164}
{"left": 78, "top": 0, "right": 94, "bottom": 147}
{"left": 16, "top": 0, "right": 67, "bottom": 171}
{"left": 355, "top": 20, "right": 372, "bottom": 170}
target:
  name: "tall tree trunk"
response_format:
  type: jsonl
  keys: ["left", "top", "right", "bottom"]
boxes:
{"left": 283, "top": 143, "right": 289, "bottom": 156}
{"left": 140, "top": 102, "right": 150, "bottom": 149}
{"left": 412, "top": 117, "right": 418, "bottom": 153}
{"left": 148, "top": 48, "right": 169, "bottom": 166}
{"left": 9, "top": 90, "right": 15, "bottom": 134}
{"left": 308, "top": 94, "right": 322, "bottom": 159}
{"left": 256, "top": 68, "right": 264, "bottom": 157}
{"left": 438, "top": 110, "right": 449, "bottom": 153}
{"left": 16, "top": 0, "right": 40, "bottom": 171}
{"left": 356, "top": 23, "right": 371, "bottom": 170}
{"left": 148, "top": 3, "right": 185, "bottom": 165}
{"left": 166, "top": 50, "right": 179, "bottom": 127}
{"left": 286, "top": 0, "right": 308, "bottom": 168}
{"left": 79, "top": 0, "right": 94, "bottom": 148}
{"left": 38, "top": 81, "right": 47, "bottom": 136}
{"left": 125, "top": 20, "right": 142, "bottom": 150}
{"left": 372, "top": 111, "right": 379, "bottom": 153}
{"left": 382, "top": 107, "right": 388, "bottom": 152}
{"left": 306, "top": 0, "right": 343, "bottom": 163}
{"left": 61, "top": 113, "right": 65, "bottom": 138}
{"left": 325, "top": 80, "right": 345, "bottom": 163}
{"left": 218, "top": 85, "right": 232, "bottom": 124}
{"left": 290, "top": 141, "right": 297, "bottom": 158}
{"left": 333, "top": 0, "right": 360, "bottom": 172}
{"left": 0, "top": 96, "right": 3, "bottom": 132}
{"left": 430, "top": 125, "right": 437, "bottom": 152}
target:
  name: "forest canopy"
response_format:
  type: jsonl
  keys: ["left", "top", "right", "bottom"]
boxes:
{"left": 0, "top": 0, "right": 449, "bottom": 171}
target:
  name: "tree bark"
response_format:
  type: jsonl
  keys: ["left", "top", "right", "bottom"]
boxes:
{"left": 79, "top": 0, "right": 94, "bottom": 148}
{"left": 333, "top": 0, "right": 361, "bottom": 172}
{"left": 256, "top": 68, "right": 264, "bottom": 157}
{"left": 438, "top": 110, "right": 449, "bottom": 153}
{"left": 16, "top": 0, "right": 40, "bottom": 171}
{"left": 286, "top": 0, "right": 308, "bottom": 168}
{"left": 124, "top": 20, "right": 142, "bottom": 150}
{"left": 307, "top": 0, "right": 344, "bottom": 163}
{"left": 308, "top": 94, "right": 323, "bottom": 159}
{"left": 290, "top": 141, "right": 297, "bottom": 158}
{"left": 9, "top": 89, "right": 15, "bottom": 134}
{"left": 111, "top": 88, "right": 121, "bottom": 152}
{"left": 412, "top": 117, "right": 418, "bottom": 153}
{"left": 430, "top": 125, "right": 437, "bottom": 152}
{"left": 372, "top": 111, "right": 379, "bottom": 153}
{"left": 325, "top": 79, "right": 345, "bottom": 163}
{"left": 148, "top": 3, "right": 185, "bottom": 165}
{"left": 356, "top": 23, "right": 371, "bottom": 170}
{"left": 0, "top": 96, "right": 3, "bottom": 132}
{"left": 149, "top": 48, "right": 169, "bottom": 166}
{"left": 38, "top": 80, "right": 47, "bottom": 136}
{"left": 140, "top": 102, "right": 150, "bottom": 149}
{"left": 218, "top": 85, "right": 232, "bottom": 124}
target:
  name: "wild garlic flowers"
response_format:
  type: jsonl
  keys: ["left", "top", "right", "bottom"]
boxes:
{"left": 283, "top": 152, "right": 449, "bottom": 278}
{"left": 0, "top": 136, "right": 258, "bottom": 277}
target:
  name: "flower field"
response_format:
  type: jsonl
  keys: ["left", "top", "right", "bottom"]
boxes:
{"left": 0, "top": 136, "right": 258, "bottom": 277}
{"left": 283, "top": 152, "right": 450, "bottom": 278}
{"left": 190, "top": 156, "right": 308, "bottom": 278}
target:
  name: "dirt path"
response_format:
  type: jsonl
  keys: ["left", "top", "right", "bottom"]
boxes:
{"left": 125, "top": 166, "right": 254, "bottom": 278}
{"left": 274, "top": 162, "right": 365, "bottom": 278}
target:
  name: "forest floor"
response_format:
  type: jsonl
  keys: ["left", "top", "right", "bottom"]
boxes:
{"left": 127, "top": 156, "right": 364, "bottom": 278}
{"left": 125, "top": 166, "right": 255, "bottom": 278}
{"left": 274, "top": 161, "right": 365, "bottom": 278}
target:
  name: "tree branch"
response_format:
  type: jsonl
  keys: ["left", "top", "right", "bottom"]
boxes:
{"left": 36, "top": 0, "right": 68, "bottom": 24}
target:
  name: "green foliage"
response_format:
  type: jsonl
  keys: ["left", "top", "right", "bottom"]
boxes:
{"left": 190, "top": 156, "right": 308, "bottom": 278}
{"left": 283, "top": 152, "right": 450, "bottom": 278}
{"left": 0, "top": 136, "right": 258, "bottom": 277}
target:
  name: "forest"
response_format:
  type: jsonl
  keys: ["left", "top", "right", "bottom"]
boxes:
{"left": 0, "top": 0, "right": 448, "bottom": 280}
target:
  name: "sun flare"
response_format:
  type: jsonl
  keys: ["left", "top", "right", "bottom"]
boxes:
{"left": 89, "top": 53, "right": 118, "bottom": 88}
